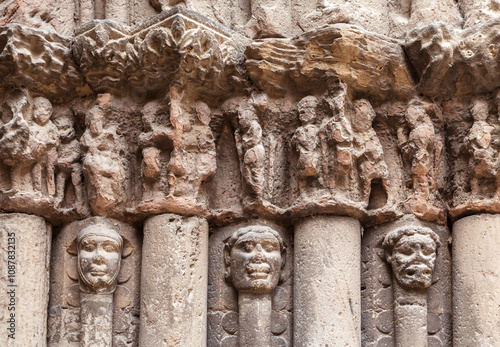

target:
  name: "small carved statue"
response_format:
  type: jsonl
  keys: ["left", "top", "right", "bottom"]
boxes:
{"left": 54, "top": 114, "right": 84, "bottom": 208}
{"left": 397, "top": 98, "right": 436, "bottom": 198}
{"left": 236, "top": 95, "right": 267, "bottom": 198}
{"left": 80, "top": 99, "right": 126, "bottom": 212}
{"left": 138, "top": 100, "right": 174, "bottom": 199}
{"left": 292, "top": 96, "right": 321, "bottom": 180}
{"left": 351, "top": 99, "right": 391, "bottom": 207}
{"left": 466, "top": 97, "right": 498, "bottom": 197}
{"left": 383, "top": 226, "right": 440, "bottom": 290}
{"left": 30, "top": 97, "right": 60, "bottom": 196}
{"left": 224, "top": 225, "right": 286, "bottom": 347}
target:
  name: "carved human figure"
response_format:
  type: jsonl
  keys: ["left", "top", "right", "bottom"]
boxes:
{"left": 351, "top": 99, "right": 392, "bottom": 207}
{"left": 397, "top": 98, "right": 436, "bottom": 198}
{"left": 466, "top": 97, "right": 497, "bottom": 197}
{"left": 236, "top": 96, "right": 267, "bottom": 198}
{"left": 54, "top": 114, "right": 84, "bottom": 208}
{"left": 322, "top": 84, "right": 354, "bottom": 188}
{"left": 292, "top": 96, "right": 321, "bottom": 180}
{"left": 383, "top": 226, "right": 440, "bottom": 290}
{"left": 80, "top": 102, "right": 126, "bottom": 211}
{"left": 77, "top": 224, "right": 123, "bottom": 294}
{"left": 30, "top": 97, "right": 60, "bottom": 196}
{"left": 383, "top": 226, "right": 440, "bottom": 347}
{"left": 224, "top": 225, "right": 286, "bottom": 347}
{"left": 193, "top": 101, "right": 216, "bottom": 197}
{"left": 138, "top": 100, "right": 175, "bottom": 199}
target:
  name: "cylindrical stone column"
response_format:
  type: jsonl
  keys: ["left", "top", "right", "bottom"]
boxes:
{"left": 453, "top": 214, "right": 500, "bottom": 346}
{"left": 0, "top": 213, "right": 51, "bottom": 346}
{"left": 294, "top": 215, "right": 361, "bottom": 346}
{"left": 139, "top": 213, "right": 208, "bottom": 347}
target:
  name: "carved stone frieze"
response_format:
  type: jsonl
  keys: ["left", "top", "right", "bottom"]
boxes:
{"left": 73, "top": 5, "right": 247, "bottom": 98}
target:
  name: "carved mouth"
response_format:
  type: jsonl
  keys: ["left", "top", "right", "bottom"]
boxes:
{"left": 89, "top": 268, "right": 107, "bottom": 276}
{"left": 404, "top": 264, "right": 431, "bottom": 279}
{"left": 246, "top": 263, "right": 271, "bottom": 278}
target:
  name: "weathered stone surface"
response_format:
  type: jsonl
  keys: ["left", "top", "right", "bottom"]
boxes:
{"left": 140, "top": 213, "right": 208, "bottom": 346}
{"left": 453, "top": 214, "right": 500, "bottom": 347}
{"left": 294, "top": 216, "right": 361, "bottom": 346}
{"left": 0, "top": 24, "right": 85, "bottom": 103}
{"left": 405, "top": 19, "right": 500, "bottom": 98}
{"left": 0, "top": 213, "right": 51, "bottom": 347}
{"left": 245, "top": 24, "right": 415, "bottom": 100}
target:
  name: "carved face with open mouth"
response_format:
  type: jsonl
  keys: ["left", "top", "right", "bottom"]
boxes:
{"left": 389, "top": 233, "right": 437, "bottom": 289}
{"left": 226, "top": 226, "right": 285, "bottom": 294}
{"left": 77, "top": 225, "right": 123, "bottom": 294}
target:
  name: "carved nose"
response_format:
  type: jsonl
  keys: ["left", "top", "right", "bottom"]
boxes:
{"left": 92, "top": 253, "right": 105, "bottom": 264}
{"left": 252, "top": 245, "right": 266, "bottom": 263}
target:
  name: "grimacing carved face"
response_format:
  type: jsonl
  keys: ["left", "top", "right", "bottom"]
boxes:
{"left": 77, "top": 226, "right": 122, "bottom": 294}
{"left": 388, "top": 233, "right": 437, "bottom": 289}
{"left": 226, "top": 229, "right": 284, "bottom": 294}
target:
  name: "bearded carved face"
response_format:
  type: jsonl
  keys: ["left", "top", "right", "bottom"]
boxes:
{"left": 387, "top": 233, "right": 437, "bottom": 289}
{"left": 225, "top": 227, "right": 285, "bottom": 294}
{"left": 77, "top": 225, "right": 123, "bottom": 294}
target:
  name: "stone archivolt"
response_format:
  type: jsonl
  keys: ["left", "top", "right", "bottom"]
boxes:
{"left": 1, "top": 3, "right": 500, "bottom": 346}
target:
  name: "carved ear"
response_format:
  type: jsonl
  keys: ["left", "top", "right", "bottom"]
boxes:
{"left": 223, "top": 243, "right": 231, "bottom": 266}
{"left": 385, "top": 251, "right": 392, "bottom": 264}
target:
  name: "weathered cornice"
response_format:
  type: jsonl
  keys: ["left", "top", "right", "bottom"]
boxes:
{"left": 405, "top": 19, "right": 500, "bottom": 98}
{"left": 73, "top": 6, "right": 248, "bottom": 98}
{"left": 245, "top": 24, "right": 416, "bottom": 100}
{"left": 0, "top": 24, "right": 85, "bottom": 103}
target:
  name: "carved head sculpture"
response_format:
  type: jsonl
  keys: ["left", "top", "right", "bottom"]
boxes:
{"left": 470, "top": 97, "right": 489, "bottom": 122}
{"left": 353, "top": 99, "right": 375, "bottom": 132}
{"left": 297, "top": 96, "right": 318, "bottom": 124}
{"left": 77, "top": 224, "right": 123, "bottom": 294}
{"left": 86, "top": 107, "right": 104, "bottom": 136}
{"left": 383, "top": 226, "right": 441, "bottom": 290}
{"left": 224, "top": 225, "right": 286, "bottom": 294}
{"left": 54, "top": 115, "right": 75, "bottom": 142}
{"left": 33, "top": 97, "right": 53, "bottom": 125}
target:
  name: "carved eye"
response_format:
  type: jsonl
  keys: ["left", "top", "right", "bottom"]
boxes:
{"left": 264, "top": 244, "right": 276, "bottom": 252}
{"left": 240, "top": 242, "right": 254, "bottom": 253}
{"left": 103, "top": 244, "right": 117, "bottom": 253}
{"left": 422, "top": 246, "right": 434, "bottom": 256}
{"left": 83, "top": 243, "right": 95, "bottom": 252}
{"left": 398, "top": 246, "right": 413, "bottom": 256}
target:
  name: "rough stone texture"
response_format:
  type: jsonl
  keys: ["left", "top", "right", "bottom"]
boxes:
{"left": 453, "top": 214, "right": 500, "bottom": 347}
{"left": 48, "top": 217, "right": 140, "bottom": 347}
{"left": 0, "top": 213, "right": 51, "bottom": 347}
{"left": 140, "top": 213, "right": 208, "bottom": 347}
{"left": 294, "top": 215, "right": 361, "bottom": 346}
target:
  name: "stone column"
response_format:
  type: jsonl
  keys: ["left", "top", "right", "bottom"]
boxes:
{"left": 453, "top": 214, "right": 500, "bottom": 346}
{"left": 294, "top": 215, "right": 361, "bottom": 346}
{"left": 0, "top": 213, "right": 51, "bottom": 346}
{"left": 139, "top": 213, "right": 208, "bottom": 347}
